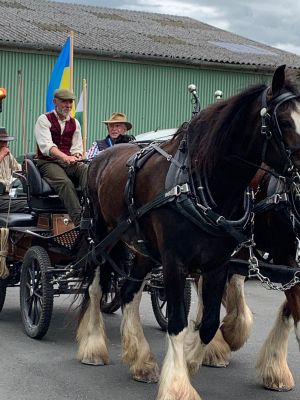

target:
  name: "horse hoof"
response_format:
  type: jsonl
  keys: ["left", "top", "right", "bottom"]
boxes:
{"left": 264, "top": 384, "right": 293, "bottom": 392}
{"left": 81, "top": 358, "right": 105, "bottom": 366}
{"left": 202, "top": 360, "right": 229, "bottom": 368}
{"left": 133, "top": 371, "right": 159, "bottom": 383}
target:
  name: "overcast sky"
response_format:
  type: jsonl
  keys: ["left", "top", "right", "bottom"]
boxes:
{"left": 54, "top": 0, "right": 300, "bottom": 56}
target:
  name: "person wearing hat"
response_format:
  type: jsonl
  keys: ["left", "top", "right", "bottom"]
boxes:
{"left": 86, "top": 112, "right": 135, "bottom": 160}
{"left": 34, "top": 88, "right": 88, "bottom": 226}
{"left": 0, "top": 128, "right": 28, "bottom": 213}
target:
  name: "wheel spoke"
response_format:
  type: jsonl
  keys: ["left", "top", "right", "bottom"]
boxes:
{"left": 27, "top": 295, "right": 35, "bottom": 321}
{"left": 32, "top": 296, "right": 41, "bottom": 325}
{"left": 28, "top": 265, "right": 35, "bottom": 284}
{"left": 159, "top": 300, "right": 167, "bottom": 312}
{"left": 33, "top": 289, "right": 43, "bottom": 299}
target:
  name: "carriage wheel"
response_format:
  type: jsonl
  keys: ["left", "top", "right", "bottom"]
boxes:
{"left": 20, "top": 246, "right": 54, "bottom": 339}
{"left": 151, "top": 279, "right": 192, "bottom": 331}
{"left": 0, "top": 278, "right": 7, "bottom": 313}
{"left": 100, "top": 274, "right": 121, "bottom": 314}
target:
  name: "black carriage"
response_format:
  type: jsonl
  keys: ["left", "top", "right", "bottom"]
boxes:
{"left": 0, "top": 156, "right": 85, "bottom": 338}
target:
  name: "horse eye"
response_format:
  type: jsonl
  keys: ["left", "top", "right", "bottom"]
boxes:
{"left": 279, "top": 119, "right": 293, "bottom": 130}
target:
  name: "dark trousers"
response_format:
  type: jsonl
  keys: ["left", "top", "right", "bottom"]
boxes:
{"left": 37, "top": 160, "right": 88, "bottom": 226}
{"left": 0, "top": 194, "right": 28, "bottom": 213}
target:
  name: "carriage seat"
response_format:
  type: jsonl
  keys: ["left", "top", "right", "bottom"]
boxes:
{"left": 0, "top": 212, "right": 37, "bottom": 228}
{"left": 23, "top": 157, "right": 67, "bottom": 213}
{"left": 23, "top": 157, "right": 82, "bottom": 213}
{"left": 25, "top": 158, "right": 54, "bottom": 196}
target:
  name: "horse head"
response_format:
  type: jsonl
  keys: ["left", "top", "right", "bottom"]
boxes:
{"left": 186, "top": 65, "right": 300, "bottom": 201}
{"left": 261, "top": 64, "right": 300, "bottom": 174}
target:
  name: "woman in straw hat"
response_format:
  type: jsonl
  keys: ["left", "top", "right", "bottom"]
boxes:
{"left": 0, "top": 128, "right": 27, "bottom": 213}
{"left": 86, "top": 112, "right": 135, "bottom": 160}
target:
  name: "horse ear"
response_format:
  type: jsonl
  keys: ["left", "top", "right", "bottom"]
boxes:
{"left": 271, "top": 65, "right": 286, "bottom": 96}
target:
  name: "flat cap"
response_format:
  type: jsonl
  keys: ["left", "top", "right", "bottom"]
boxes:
{"left": 54, "top": 88, "right": 76, "bottom": 100}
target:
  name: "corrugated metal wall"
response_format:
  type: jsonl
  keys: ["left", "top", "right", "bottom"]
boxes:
{"left": 0, "top": 48, "right": 271, "bottom": 156}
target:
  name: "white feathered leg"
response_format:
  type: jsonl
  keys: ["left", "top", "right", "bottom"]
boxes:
{"left": 203, "top": 328, "right": 231, "bottom": 368}
{"left": 158, "top": 328, "right": 202, "bottom": 400}
{"left": 257, "top": 301, "right": 294, "bottom": 391}
{"left": 185, "top": 276, "right": 207, "bottom": 375}
{"left": 221, "top": 274, "right": 253, "bottom": 351}
{"left": 121, "top": 282, "right": 159, "bottom": 383}
{"left": 77, "top": 267, "right": 109, "bottom": 365}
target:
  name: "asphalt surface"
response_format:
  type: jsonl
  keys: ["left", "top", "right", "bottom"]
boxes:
{"left": 0, "top": 280, "right": 300, "bottom": 400}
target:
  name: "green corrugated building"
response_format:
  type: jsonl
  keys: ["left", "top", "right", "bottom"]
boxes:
{"left": 0, "top": 0, "right": 300, "bottom": 156}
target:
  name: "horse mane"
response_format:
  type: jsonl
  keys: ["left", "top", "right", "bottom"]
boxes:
{"left": 174, "top": 78, "right": 300, "bottom": 177}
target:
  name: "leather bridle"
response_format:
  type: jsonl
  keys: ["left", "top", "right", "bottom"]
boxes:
{"left": 260, "top": 88, "right": 298, "bottom": 174}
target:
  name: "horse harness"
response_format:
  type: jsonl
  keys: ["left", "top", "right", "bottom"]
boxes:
{"left": 89, "top": 87, "right": 300, "bottom": 284}
{"left": 123, "top": 87, "right": 300, "bottom": 251}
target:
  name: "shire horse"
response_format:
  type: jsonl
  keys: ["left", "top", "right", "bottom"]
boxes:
{"left": 202, "top": 169, "right": 300, "bottom": 392}
{"left": 77, "top": 65, "right": 300, "bottom": 400}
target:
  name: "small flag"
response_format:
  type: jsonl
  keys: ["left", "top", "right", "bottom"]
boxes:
{"left": 46, "top": 36, "right": 72, "bottom": 112}
{"left": 75, "top": 91, "right": 83, "bottom": 126}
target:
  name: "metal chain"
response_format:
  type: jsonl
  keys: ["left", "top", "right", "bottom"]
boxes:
{"left": 247, "top": 246, "right": 300, "bottom": 291}
{"left": 238, "top": 210, "right": 300, "bottom": 291}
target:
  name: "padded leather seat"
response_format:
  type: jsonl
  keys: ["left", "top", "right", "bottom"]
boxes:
{"left": 25, "top": 159, "right": 54, "bottom": 196}
{"left": 23, "top": 158, "right": 67, "bottom": 212}
{"left": 0, "top": 212, "right": 37, "bottom": 227}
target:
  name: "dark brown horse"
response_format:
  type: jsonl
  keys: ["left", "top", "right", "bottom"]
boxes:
{"left": 202, "top": 170, "right": 300, "bottom": 392}
{"left": 77, "top": 65, "right": 300, "bottom": 400}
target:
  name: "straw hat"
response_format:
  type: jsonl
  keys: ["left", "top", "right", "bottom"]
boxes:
{"left": 0, "top": 127, "right": 15, "bottom": 141}
{"left": 103, "top": 112, "right": 132, "bottom": 130}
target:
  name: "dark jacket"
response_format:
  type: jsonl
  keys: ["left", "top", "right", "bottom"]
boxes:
{"left": 96, "top": 134, "right": 135, "bottom": 151}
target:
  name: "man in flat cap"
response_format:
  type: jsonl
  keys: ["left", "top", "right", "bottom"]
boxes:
{"left": 86, "top": 112, "right": 135, "bottom": 160}
{"left": 34, "top": 88, "right": 87, "bottom": 226}
{"left": 0, "top": 128, "right": 27, "bottom": 213}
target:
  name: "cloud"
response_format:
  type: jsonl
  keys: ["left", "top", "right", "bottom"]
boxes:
{"left": 275, "top": 44, "right": 300, "bottom": 56}
{"left": 120, "top": 0, "right": 230, "bottom": 29}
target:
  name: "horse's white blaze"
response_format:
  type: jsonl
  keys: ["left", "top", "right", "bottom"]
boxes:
{"left": 121, "top": 281, "right": 159, "bottom": 382}
{"left": 292, "top": 104, "right": 300, "bottom": 136}
{"left": 256, "top": 301, "right": 294, "bottom": 390}
{"left": 77, "top": 267, "right": 109, "bottom": 365}
{"left": 221, "top": 275, "right": 253, "bottom": 351}
{"left": 158, "top": 328, "right": 202, "bottom": 400}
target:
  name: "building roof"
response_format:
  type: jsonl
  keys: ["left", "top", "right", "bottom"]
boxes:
{"left": 0, "top": 0, "right": 300, "bottom": 69}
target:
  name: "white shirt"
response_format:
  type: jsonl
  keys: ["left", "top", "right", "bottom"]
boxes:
{"left": 34, "top": 110, "right": 83, "bottom": 156}
{"left": 0, "top": 153, "right": 21, "bottom": 192}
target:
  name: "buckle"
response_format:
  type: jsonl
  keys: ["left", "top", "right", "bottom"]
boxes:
{"left": 165, "top": 183, "right": 190, "bottom": 197}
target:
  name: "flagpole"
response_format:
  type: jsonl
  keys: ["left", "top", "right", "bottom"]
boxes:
{"left": 69, "top": 31, "right": 74, "bottom": 92}
{"left": 82, "top": 79, "right": 87, "bottom": 156}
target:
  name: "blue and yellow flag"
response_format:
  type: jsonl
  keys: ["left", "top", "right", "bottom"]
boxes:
{"left": 46, "top": 36, "right": 72, "bottom": 112}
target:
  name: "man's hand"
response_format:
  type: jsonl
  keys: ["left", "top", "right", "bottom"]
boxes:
{"left": 0, "top": 146, "right": 10, "bottom": 161}
{"left": 62, "top": 154, "right": 80, "bottom": 164}
{"left": 49, "top": 146, "right": 81, "bottom": 164}
{"left": 74, "top": 153, "right": 82, "bottom": 161}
